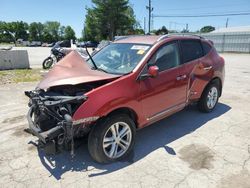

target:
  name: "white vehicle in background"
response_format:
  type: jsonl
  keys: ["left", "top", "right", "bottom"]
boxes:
{"left": 29, "top": 41, "right": 42, "bottom": 47}
{"left": 16, "top": 39, "right": 42, "bottom": 47}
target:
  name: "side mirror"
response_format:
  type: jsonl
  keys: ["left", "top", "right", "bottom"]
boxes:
{"left": 139, "top": 65, "right": 159, "bottom": 80}
{"left": 148, "top": 65, "right": 159, "bottom": 78}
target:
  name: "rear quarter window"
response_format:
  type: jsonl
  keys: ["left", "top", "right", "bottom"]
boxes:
{"left": 202, "top": 41, "right": 212, "bottom": 55}
{"left": 180, "top": 40, "right": 203, "bottom": 63}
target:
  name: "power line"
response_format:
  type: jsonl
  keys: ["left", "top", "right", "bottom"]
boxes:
{"left": 157, "top": 10, "right": 250, "bottom": 15}
{"left": 161, "top": 3, "right": 250, "bottom": 11}
{"left": 153, "top": 12, "right": 250, "bottom": 18}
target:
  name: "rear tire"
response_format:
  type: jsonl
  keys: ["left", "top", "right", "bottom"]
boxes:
{"left": 42, "top": 57, "right": 54, "bottom": 69}
{"left": 88, "top": 114, "right": 136, "bottom": 163}
{"left": 198, "top": 81, "right": 220, "bottom": 113}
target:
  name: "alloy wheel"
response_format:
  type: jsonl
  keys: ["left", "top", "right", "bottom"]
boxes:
{"left": 206, "top": 86, "right": 218, "bottom": 109}
{"left": 102, "top": 122, "right": 132, "bottom": 159}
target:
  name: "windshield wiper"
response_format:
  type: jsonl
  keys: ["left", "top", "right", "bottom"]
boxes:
{"left": 96, "top": 67, "right": 108, "bottom": 73}
{"left": 84, "top": 42, "right": 98, "bottom": 69}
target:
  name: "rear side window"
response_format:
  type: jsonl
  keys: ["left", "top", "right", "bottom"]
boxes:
{"left": 202, "top": 41, "right": 212, "bottom": 55}
{"left": 180, "top": 40, "right": 203, "bottom": 63}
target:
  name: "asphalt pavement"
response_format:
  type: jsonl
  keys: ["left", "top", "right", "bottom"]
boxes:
{"left": 0, "top": 53, "right": 249, "bottom": 187}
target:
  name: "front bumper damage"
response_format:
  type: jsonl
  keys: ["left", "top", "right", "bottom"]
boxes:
{"left": 25, "top": 90, "right": 88, "bottom": 156}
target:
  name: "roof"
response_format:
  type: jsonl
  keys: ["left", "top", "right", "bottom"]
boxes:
{"left": 211, "top": 26, "right": 250, "bottom": 33}
{"left": 114, "top": 35, "right": 161, "bottom": 45}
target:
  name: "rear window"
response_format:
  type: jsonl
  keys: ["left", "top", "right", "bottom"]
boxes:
{"left": 202, "top": 41, "right": 212, "bottom": 55}
{"left": 181, "top": 40, "right": 203, "bottom": 63}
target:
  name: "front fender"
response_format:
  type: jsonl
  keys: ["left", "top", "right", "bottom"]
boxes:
{"left": 72, "top": 74, "right": 142, "bottom": 123}
{"left": 72, "top": 96, "right": 141, "bottom": 122}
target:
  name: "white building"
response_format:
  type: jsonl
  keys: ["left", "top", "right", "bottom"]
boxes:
{"left": 211, "top": 26, "right": 250, "bottom": 33}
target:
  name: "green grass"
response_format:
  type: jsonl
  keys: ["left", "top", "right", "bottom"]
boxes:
{"left": 0, "top": 69, "right": 43, "bottom": 84}
{"left": 0, "top": 43, "right": 13, "bottom": 46}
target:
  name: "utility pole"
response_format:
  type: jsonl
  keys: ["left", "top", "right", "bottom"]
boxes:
{"left": 144, "top": 17, "right": 146, "bottom": 34}
{"left": 226, "top": 18, "right": 229, "bottom": 28}
{"left": 151, "top": 14, "right": 154, "bottom": 31}
{"left": 146, "top": 0, "right": 153, "bottom": 33}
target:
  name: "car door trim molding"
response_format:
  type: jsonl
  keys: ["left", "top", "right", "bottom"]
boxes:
{"left": 147, "top": 102, "right": 186, "bottom": 121}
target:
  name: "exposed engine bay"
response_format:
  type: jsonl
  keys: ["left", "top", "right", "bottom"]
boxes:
{"left": 25, "top": 80, "right": 110, "bottom": 156}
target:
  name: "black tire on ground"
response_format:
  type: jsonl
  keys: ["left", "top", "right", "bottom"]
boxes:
{"left": 42, "top": 57, "right": 54, "bottom": 69}
{"left": 88, "top": 114, "right": 136, "bottom": 163}
{"left": 198, "top": 80, "right": 220, "bottom": 113}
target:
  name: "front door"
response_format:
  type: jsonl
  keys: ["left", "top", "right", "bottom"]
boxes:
{"left": 139, "top": 41, "right": 187, "bottom": 120}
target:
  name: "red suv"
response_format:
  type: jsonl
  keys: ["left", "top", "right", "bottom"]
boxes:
{"left": 25, "top": 35, "right": 225, "bottom": 163}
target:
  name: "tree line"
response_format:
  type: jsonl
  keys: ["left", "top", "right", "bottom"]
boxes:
{"left": 150, "top": 25, "right": 215, "bottom": 35}
{"left": 0, "top": 21, "right": 76, "bottom": 45}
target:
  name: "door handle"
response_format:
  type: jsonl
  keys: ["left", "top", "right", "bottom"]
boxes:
{"left": 176, "top": 74, "right": 187, "bottom": 81}
{"left": 203, "top": 66, "right": 212, "bottom": 70}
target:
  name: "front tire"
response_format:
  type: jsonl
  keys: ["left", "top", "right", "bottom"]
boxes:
{"left": 42, "top": 57, "right": 54, "bottom": 69}
{"left": 88, "top": 114, "right": 136, "bottom": 163}
{"left": 198, "top": 81, "right": 220, "bottom": 113}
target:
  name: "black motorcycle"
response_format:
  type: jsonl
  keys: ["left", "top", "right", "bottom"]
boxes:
{"left": 42, "top": 41, "right": 67, "bottom": 69}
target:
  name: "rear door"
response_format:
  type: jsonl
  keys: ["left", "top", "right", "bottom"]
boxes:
{"left": 179, "top": 39, "right": 208, "bottom": 101}
{"left": 139, "top": 41, "right": 187, "bottom": 120}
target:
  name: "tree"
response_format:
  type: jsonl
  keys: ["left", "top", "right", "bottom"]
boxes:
{"left": 84, "top": 8, "right": 99, "bottom": 41}
{"left": 0, "top": 21, "right": 77, "bottom": 44}
{"left": 0, "top": 21, "right": 28, "bottom": 45}
{"left": 155, "top": 26, "right": 168, "bottom": 35}
{"left": 200, "top": 26, "right": 215, "bottom": 33}
{"left": 42, "top": 32, "right": 53, "bottom": 43}
{"left": 43, "top": 21, "right": 60, "bottom": 42}
{"left": 29, "top": 22, "right": 44, "bottom": 41}
{"left": 0, "top": 22, "right": 9, "bottom": 43}
{"left": 64, "top": 26, "right": 76, "bottom": 41}
{"left": 59, "top": 26, "right": 66, "bottom": 39}
{"left": 14, "top": 21, "right": 29, "bottom": 40}
{"left": 84, "top": 0, "right": 137, "bottom": 41}
{"left": 131, "top": 28, "right": 145, "bottom": 35}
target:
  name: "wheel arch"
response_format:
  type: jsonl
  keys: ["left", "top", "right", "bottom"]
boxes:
{"left": 105, "top": 107, "right": 139, "bottom": 128}
{"left": 200, "top": 77, "right": 222, "bottom": 98}
{"left": 210, "top": 77, "right": 222, "bottom": 97}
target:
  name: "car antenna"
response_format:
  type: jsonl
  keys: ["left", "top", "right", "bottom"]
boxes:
{"left": 84, "top": 41, "right": 98, "bottom": 69}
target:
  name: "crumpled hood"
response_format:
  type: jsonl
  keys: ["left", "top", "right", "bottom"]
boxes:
{"left": 38, "top": 51, "right": 120, "bottom": 89}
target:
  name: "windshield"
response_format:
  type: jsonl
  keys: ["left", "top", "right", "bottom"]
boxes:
{"left": 87, "top": 43, "right": 151, "bottom": 75}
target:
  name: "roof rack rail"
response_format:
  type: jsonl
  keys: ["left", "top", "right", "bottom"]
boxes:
{"left": 157, "top": 33, "right": 204, "bottom": 42}
{"left": 180, "top": 34, "right": 204, "bottom": 39}
{"left": 156, "top": 34, "right": 170, "bottom": 41}
{"left": 114, "top": 36, "right": 130, "bottom": 41}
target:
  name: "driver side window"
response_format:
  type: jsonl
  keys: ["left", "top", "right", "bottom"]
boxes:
{"left": 149, "top": 42, "right": 180, "bottom": 72}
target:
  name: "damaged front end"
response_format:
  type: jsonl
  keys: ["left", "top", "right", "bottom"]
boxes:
{"left": 24, "top": 51, "right": 119, "bottom": 157}
{"left": 25, "top": 89, "right": 87, "bottom": 156}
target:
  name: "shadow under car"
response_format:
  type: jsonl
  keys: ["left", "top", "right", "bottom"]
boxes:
{"left": 35, "top": 103, "right": 231, "bottom": 179}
